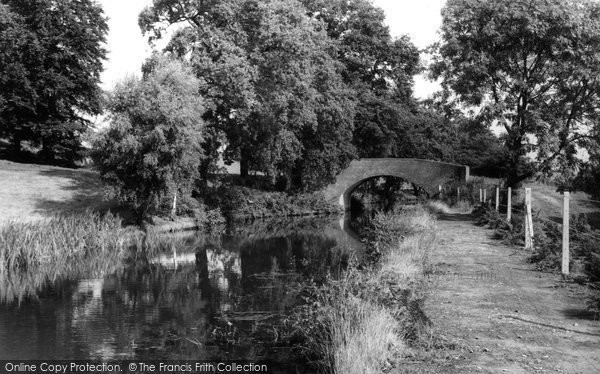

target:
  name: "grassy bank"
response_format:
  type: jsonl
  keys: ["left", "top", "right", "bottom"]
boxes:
{"left": 291, "top": 206, "right": 437, "bottom": 373}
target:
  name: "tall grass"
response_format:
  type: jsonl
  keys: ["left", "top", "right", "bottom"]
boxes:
{"left": 292, "top": 206, "right": 436, "bottom": 373}
{"left": 0, "top": 211, "right": 130, "bottom": 302}
{"left": 332, "top": 297, "right": 402, "bottom": 374}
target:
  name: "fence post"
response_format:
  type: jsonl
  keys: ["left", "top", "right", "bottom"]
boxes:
{"left": 562, "top": 191, "right": 570, "bottom": 275}
{"left": 457, "top": 187, "right": 460, "bottom": 202}
{"left": 483, "top": 188, "right": 487, "bottom": 204}
{"left": 439, "top": 185, "right": 442, "bottom": 200}
{"left": 507, "top": 187, "right": 512, "bottom": 222}
{"left": 495, "top": 186, "right": 500, "bottom": 211}
{"left": 524, "top": 188, "right": 534, "bottom": 250}
{"left": 479, "top": 188, "right": 482, "bottom": 203}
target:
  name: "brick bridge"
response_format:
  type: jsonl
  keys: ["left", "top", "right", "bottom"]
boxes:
{"left": 323, "top": 158, "right": 470, "bottom": 209}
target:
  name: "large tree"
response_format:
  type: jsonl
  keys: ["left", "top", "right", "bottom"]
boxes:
{"left": 0, "top": 0, "right": 107, "bottom": 164}
{"left": 432, "top": 0, "right": 600, "bottom": 186}
{"left": 92, "top": 56, "right": 206, "bottom": 218}
{"left": 300, "top": 0, "right": 421, "bottom": 158}
{"left": 140, "top": 0, "right": 356, "bottom": 191}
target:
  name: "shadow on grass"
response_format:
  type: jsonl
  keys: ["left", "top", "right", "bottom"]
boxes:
{"left": 33, "top": 169, "right": 136, "bottom": 224}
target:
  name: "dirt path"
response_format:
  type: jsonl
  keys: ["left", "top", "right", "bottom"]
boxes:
{"left": 411, "top": 214, "right": 600, "bottom": 373}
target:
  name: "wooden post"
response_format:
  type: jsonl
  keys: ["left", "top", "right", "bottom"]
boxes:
{"left": 495, "top": 186, "right": 500, "bottom": 211}
{"left": 439, "top": 185, "right": 442, "bottom": 200}
{"left": 524, "top": 188, "right": 533, "bottom": 250}
{"left": 562, "top": 192, "right": 570, "bottom": 275}
{"left": 457, "top": 187, "right": 461, "bottom": 202}
{"left": 483, "top": 188, "right": 487, "bottom": 204}
{"left": 479, "top": 188, "right": 482, "bottom": 203}
{"left": 507, "top": 187, "right": 512, "bottom": 222}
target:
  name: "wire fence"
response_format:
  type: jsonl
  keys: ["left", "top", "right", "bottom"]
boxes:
{"left": 436, "top": 182, "right": 600, "bottom": 273}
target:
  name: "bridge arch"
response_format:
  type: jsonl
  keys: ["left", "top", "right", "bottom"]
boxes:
{"left": 323, "top": 158, "right": 470, "bottom": 210}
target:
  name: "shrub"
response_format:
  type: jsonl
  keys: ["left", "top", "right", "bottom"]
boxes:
{"left": 203, "top": 186, "right": 340, "bottom": 219}
{"left": 92, "top": 56, "right": 206, "bottom": 219}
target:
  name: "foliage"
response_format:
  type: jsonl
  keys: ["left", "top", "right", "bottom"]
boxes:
{"left": 92, "top": 56, "right": 206, "bottom": 218}
{"left": 574, "top": 135, "right": 600, "bottom": 198}
{"left": 432, "top": 0, "right": 600, "bottom": 187}
{"left": 0, "top": 0, "right": 107, "bottom": 164}
{"left": 201, "top": 186, "right": 340, "bottom": 220}
{"left": 300, "top": 0, "right": 422, "bottom": 160}
{"left": 140, "top": 0, "right": 356, "bottom": 191}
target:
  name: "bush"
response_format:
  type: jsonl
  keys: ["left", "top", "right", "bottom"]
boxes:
{"left": 202, "top": 186, "right": 341, "bottom": 219}
{"left": 92, "top": 56, "right": 206, "bottom": 219}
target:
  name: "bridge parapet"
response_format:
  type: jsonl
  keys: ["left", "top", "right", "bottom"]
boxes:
{"left": 323, "top": 158, "right": 470, "bottom": 209}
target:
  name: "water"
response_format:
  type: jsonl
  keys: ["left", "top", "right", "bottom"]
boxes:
{"left": 0, "top": 216, "right": 361, "bottom": 366}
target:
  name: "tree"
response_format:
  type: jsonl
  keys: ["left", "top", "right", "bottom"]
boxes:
{"left": 92, "top": 56, "right": 206, "bottom": 218}
{"left": 432, "top": 0, "right": 600, "bottom": 186}
{"left": 0, "top": 0, "right": 107, "bottom": 164}
{"left": 140, "top": 0, "right": 356, "bottom": 191}
{"left": 300, "top": 0, "right": 421, "bottom": 159}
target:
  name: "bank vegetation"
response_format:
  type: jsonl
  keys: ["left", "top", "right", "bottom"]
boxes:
{"left": 290, "top": 206, "right": 437, "bottom": 373}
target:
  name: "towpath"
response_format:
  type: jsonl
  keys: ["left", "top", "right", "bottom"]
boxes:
{"left": 409, "top": 213, "right": 600, "bottom": 373}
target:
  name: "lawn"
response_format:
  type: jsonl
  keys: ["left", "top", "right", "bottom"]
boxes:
{"left": 0, "top": 160, "right": 119, "bottom": 225}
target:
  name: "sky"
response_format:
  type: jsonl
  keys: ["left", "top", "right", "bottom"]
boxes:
{"left": 99, "top": 0, "right": 445, "bottom": 98}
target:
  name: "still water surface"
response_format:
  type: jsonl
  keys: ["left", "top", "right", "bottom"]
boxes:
{"left": 0, "top": 216, "right": 361, "bottom": 366}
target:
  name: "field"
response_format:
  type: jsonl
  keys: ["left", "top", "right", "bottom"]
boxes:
{"left": 0, "top": 160, "right": 118, "bottom": 225}
{"left": 523, "top": 182, "right": 600, "bottom": 229}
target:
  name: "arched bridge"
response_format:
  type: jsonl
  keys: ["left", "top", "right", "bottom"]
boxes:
{"left": 323, "top": 158, "right": 470, "bottom": 210}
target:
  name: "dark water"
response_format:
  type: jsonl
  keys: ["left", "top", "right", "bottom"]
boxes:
{"left": 0, "top": 216, "right": 361, "bottom": 366}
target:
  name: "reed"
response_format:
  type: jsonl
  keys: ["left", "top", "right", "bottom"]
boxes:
{"left": 0, "top": 211, "right": 129, "bottom": 302}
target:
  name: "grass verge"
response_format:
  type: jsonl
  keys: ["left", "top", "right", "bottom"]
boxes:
{"left": 290, "top": 206, "right": 437, "bottom": 373}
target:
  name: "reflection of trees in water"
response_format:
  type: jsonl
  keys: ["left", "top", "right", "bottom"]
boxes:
{"left": 0, "top": 220, "right": 354, "bottom": 362}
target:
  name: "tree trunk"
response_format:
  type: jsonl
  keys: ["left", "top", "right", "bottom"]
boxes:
{"left": 240, "top": 149, "right": 249, "bottom": 183}
{"left": 171, "top": 192, "right": 177, "bottom": 218}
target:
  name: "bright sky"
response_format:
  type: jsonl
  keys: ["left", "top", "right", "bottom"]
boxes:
{"left": 99, "top": 0, "right": 445, "bottom": 98}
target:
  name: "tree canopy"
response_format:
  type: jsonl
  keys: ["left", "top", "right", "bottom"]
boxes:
{"left": 0, "top": 0, "right": 107, "bottom": 164}
{"left": 140, "top": 0, "right": 357, "bottom": 191}
{"left": 300, "top": 0, "right": 422, "bottom": 159}
{"left": 432, "top": 0, "right": 600, "bottom": 186}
